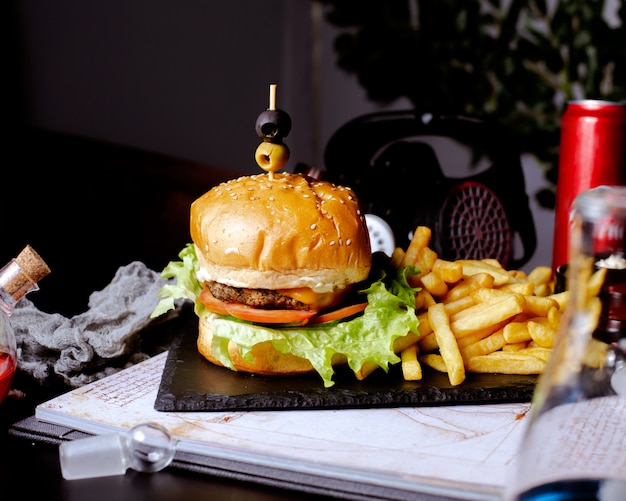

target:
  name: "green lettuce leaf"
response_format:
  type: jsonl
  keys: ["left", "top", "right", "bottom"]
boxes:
{"left": 151, "top": 246, "right": 420, "bottom": 388}
{"left": 151, "top": 243, "right": 204, "bottom": 318}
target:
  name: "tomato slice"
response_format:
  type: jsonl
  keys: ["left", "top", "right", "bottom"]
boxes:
{"left": 308, "top": 302, "right": 368, "bottom": 325}
{"left": 222, "top": 303, "right": 317, "bottom": 324}
{"left": 199, "top": 288, "right": 318, "bottom": 324}
{"left": 198, "top": 288, "right": 230, "bottom": 315}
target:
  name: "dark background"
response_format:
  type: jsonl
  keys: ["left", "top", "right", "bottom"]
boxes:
{"left": 2, "top": 1, "right": 557, "bottom": 315}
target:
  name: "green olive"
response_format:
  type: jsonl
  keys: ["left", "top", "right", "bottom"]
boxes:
{"left": 255, "top": 142, "right": 290, "bottom": 173}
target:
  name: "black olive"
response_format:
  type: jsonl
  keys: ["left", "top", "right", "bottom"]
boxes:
{"left": 255, "top": 109, "right": 292, "bottom": 142}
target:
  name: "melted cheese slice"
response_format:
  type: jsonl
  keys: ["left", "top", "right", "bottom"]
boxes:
{"left": 277, "top": 287, "right": 347, "bottom": 311}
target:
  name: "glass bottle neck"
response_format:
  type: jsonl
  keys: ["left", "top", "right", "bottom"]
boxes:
{"left": 567, "top": 187, "right": 626, "bottom": 343}
{"left": 0, "top": 259, "right": 39, "bottom": 316}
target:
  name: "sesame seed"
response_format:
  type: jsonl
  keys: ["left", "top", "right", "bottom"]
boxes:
{"left": 310, "top": 223, "right": 317, "bottom": 230}
{"left": 329, "top": 241, "right": 336, "bottom": 246}
{"left": 346, "top": 239, "right": 352, "bottom": 246}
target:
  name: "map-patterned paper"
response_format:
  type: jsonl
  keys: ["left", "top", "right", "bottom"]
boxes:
{"left": 36, "top": 352, "right": 531, "bottom": 500}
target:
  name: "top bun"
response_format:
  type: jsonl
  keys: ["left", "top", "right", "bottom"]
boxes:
{"left": 190, "top": 173, "right": 372, "bottom": 292}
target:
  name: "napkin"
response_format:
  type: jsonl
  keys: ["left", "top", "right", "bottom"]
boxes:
{"left": 12, "top": 261, "right": 176, "bottom": 388}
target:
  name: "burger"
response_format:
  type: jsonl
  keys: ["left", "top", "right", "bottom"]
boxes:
{"left": 151, "top": 174, "right": 419, "bottom": 388}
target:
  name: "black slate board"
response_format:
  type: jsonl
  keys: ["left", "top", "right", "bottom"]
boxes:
{"left": 154, "top": 308, "right": 537, "bottom": 412}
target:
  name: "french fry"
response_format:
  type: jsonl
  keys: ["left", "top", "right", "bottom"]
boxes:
{"left": 414, "top": 290, "right": 425, "bottom": 310}
{"left": 470, "top": 287, "right": 513, "bottom": 303}
{"left": 442, "top": 273, "right": 495, "bottom": 303}
{"left": 466, "top": 352, "right": 547, "bottom": 374}
{"left": 587, "top": 296, "right": 603, "bottom": 331}
{"left": 499, "top": 281, "right": 535, "bottom": 295}
{"left": 416, "top": 246, "right": 439, "bottom": 274}
{"left": 527, "top": 265, "right": 553, "bottom": 287}
{"left": 443, "top": 294, "right": 476, "bottom": 316}
{"left": 458, "top": 259, "right": 511, "bottom": 286}
{"left": 420, "top": 353, "right": 448, "bottom": 373}
{"left": 550, "top": 291, "right": 569, "bottom": 310}
{"left": 508, "top": 269, "right": 527, "bottom": 281}
{"left": 402, "top": 226, "right": 432, "bottom": 267}
{"left": 522, "top": 295, "right": 560, "bottom": 317}
{"left": 482, "top": 258, "right": 504, "bottom": 268}
{"left": 416, "top": 311, "right": 433, "bottom": 337}
{"left": 534, "top": 283, "right": 553, "bottom": 297}
{"left": 516, "top": 346, "right": 552, "bottom": 362}
{"left": 501, "top": 342, "right": 528, "bottom": 351}
{"left": 527, "top": 317, "right": 556, "bottom": 348}
{"left": 401, "top": 344, "right": 422, "bottom": 380}
{"left": 588, "top": 267, "right": 607, "bottom": 298}
{"left": 416, "top": 289, "right": 436, "bottom": 309}
{"left": 419, "top": 271, "right": 449, "bottom": 297}
{"left": 428, "top": 303, "right": 465, "bottom": 385}
{"left": 456, "top": 321, "right": 508, "bottom": 349}
{"left": 503, "top": 320, "right": 532, "bottom": 344}
{"left": 391, "top": 247, "right": 405, "bottom": 269}
{"left": 460, "top": 328, "right": 506, "bottom": 359}
{"left": 418, "top": 331, "right": 439, "bottom": 352}
{"left": 393, "top": 332, "right": 420, "bottom": 354}
{"left": 547, "top": 305, "right": 561, "bottom": 330}
{"left": 583, "top": 337, "right": 611, "bottom": 368}
{"left": 432, "top": 259, "right": 464, "bottom": 283}
{"left": 450, "top": 294, "right": 525, "bottom": 337}
{"left": 354, "top": 361, "right": 379, "bottom": 380}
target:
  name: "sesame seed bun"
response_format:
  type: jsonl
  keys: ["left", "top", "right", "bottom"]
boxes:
{"left": 190, "top": 172, "right": 372, "bottom": 377}
{"left": 190, "top": 172, "right": 372, "bottom": 293}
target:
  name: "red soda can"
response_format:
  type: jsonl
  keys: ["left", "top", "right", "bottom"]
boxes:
{"left": 551, "top": 100, "right": 626, "bottom": 270}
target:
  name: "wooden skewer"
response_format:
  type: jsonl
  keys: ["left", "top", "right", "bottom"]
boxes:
{"left": 267, "top": 84, "right": 278, "bottom": 180}
{"left": 269, "top": 84, "right": 277, "bottom": 110}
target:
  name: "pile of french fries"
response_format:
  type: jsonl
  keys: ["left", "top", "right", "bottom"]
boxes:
{"left": 375, "top": 226, "right": 606, "bottom": 386}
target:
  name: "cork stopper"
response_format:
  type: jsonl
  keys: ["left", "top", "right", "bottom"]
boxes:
{"left": 16, "top": 245, "right": 51, "bottom": 284}
{"left": 1, "top": 245, "right": 51, "bottom": 301}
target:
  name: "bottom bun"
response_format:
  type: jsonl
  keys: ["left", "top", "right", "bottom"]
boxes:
{"left": 197, "top": 315, "right": 316, "bottom": 376}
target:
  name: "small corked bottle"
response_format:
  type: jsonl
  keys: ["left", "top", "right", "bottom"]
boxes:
{"left": 0, "top": 245, "right": 50, "bottom": 405}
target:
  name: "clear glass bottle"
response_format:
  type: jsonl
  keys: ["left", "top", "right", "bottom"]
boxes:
{"left": 506, "top": 185, "right": 626, "bottom": 501}
{"left": 0, "top": 245, "right": 50, "bottom": 405}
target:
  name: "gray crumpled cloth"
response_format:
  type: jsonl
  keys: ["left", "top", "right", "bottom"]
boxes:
{"left": 12, "top": 261, "right": 175, "bottom": 388}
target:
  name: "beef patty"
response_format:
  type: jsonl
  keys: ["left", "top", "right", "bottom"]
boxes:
{"left": 207, "top": 281, "right": 309, "bottom": 310}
